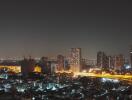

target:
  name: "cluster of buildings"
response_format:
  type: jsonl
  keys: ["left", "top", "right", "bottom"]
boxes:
{"left": 0, "top": 48, "right": 131, "bottom": 75}
{"left": 21, "top": 48, "right": 83, "bottom": 74}
{"left": 97, "top": 52, "right": 125, "bottom": 70}
{"left": 97, "top": 48, "right": 132, "bottom": 71}
{"left": 0, "top": 49, "right": 132, "bottom": 100}
{"left": 0, "top": 48, "right": 87, "bottom": 75}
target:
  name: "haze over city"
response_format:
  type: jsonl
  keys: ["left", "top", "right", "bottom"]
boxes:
{"left": 0, "top": 0, "right": 131, "bottom": 59}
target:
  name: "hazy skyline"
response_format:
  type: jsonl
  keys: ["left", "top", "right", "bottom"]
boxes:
{"left": 0, "top": 0, "right": 131, "bottom": 59}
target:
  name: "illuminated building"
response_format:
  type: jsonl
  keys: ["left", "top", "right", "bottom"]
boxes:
{"left": 0, "top": 61, "right": 21, "bottom": 73}
{"left": 34, "top": 65, "right": 42, "bottom": 73}
{"left": 70, "top": 48, "right": 82, "bottom": 72}
{"left": 0, "top": 65, "right": 21, "bottom": 73}
{"left": 57, "top": 55, "right": 64, "bottom": 71}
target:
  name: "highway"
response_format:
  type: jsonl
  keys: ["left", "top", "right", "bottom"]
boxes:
{"left": 56, "top": 71, "right": 132, "bottom": 83}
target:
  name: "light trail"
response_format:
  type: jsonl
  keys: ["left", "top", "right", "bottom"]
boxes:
{"left": 56, "top": 71, "right": 132, "bottom": 83}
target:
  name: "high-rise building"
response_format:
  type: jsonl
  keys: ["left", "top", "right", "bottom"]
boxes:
{"left": 51, "top": 61, "right": 57, "bottom": 74}
{"left": 21, "top": 57, "right": 36, "bottom": 75}
{"left": 97, "top": 51, "right": 103, "bottom": 68}
{"left": 64, "top": 58, "right": 70, "bottom": 70}
{"left": 113, "top": 54, "right": 125, "bottom": 70}
{"left": 130, "top": 47, "right": 132, "bottom": 67}
{"left": 70, "top": 48, "right": 82, "bottom": 72}
{"left": 97, "top": 51, "right": 109, "bottom": 69}
{"left": 97, "top": 51, "right": 125, "bottom": 70}
{"left": 57, "top": 55, "right": 64, "bottom": 71}
{"left": 39, "top": 57, "right": 48, "bottom": 73}
{"left": 108, "top": 56, "right": 115, "bottom": 69}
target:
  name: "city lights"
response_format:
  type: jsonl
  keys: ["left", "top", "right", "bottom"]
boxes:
{"left": 0, "top": 0, "right": 132, "bottom": 99}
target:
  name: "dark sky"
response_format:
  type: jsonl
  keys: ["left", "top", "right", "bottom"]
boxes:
{"left": 0, "top": 0, "right": 131, "bottom": 59}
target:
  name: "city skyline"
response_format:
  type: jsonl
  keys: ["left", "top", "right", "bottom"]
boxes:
{"left": 0, "top": 1, "right": 131, "bottom": 59}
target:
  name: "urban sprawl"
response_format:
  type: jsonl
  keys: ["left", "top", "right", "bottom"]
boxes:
{"left": 0, "top": 48, "right": 132, "bottom": 100}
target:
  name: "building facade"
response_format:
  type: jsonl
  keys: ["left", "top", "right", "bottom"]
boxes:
{"left": 97, "top": 51, "right": 109, "bottom": 69}
{"left": 70, "top": 48, "right": 82, "bottom": 72}
{"left": 130, "top": 47, "right": 132, "bottom": 67}
{"left": 57, "top": 55, "right": 64, "bottom": 71}
{"left": 113, "top": 55, "right": 125, "bottom": 70}
{"left": 21, "top": 58, "right": 36, "bottom": 75}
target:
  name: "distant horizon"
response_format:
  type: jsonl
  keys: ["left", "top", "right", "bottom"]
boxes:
{"left": 0, "top": 46, "right": 130, "bottom": 60}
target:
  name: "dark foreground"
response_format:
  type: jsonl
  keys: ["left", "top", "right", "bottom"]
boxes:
{"left": 0, "top": 73, "right": 132, "bottom": 100}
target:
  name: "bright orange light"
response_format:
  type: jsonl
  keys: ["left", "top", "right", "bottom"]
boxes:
{"left": 34, "top": 65, "right": 42, "bottom": 73}
{"left": 56, "top": 70, "right": 132, "bottom": 83}
{"left": 0, "top": 65, "right": 21, "bottom": 73}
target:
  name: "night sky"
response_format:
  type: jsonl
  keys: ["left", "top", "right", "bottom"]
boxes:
{"left": 0, "top": 0, "right": 131, "bottom": 59}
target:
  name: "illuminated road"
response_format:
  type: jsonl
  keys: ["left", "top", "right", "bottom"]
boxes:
{"left": 74, "top": 72, "right": 132, "bottom": 79}
{"left": 75, "top": 72, "right": 132, "bottom": 83}
{"left": 56, "top": 71, "right": 132, "bottom": 83}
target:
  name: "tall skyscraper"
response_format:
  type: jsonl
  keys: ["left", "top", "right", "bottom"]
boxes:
{"left": 70, "top": 48, "right": 82, "bottom": 72}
